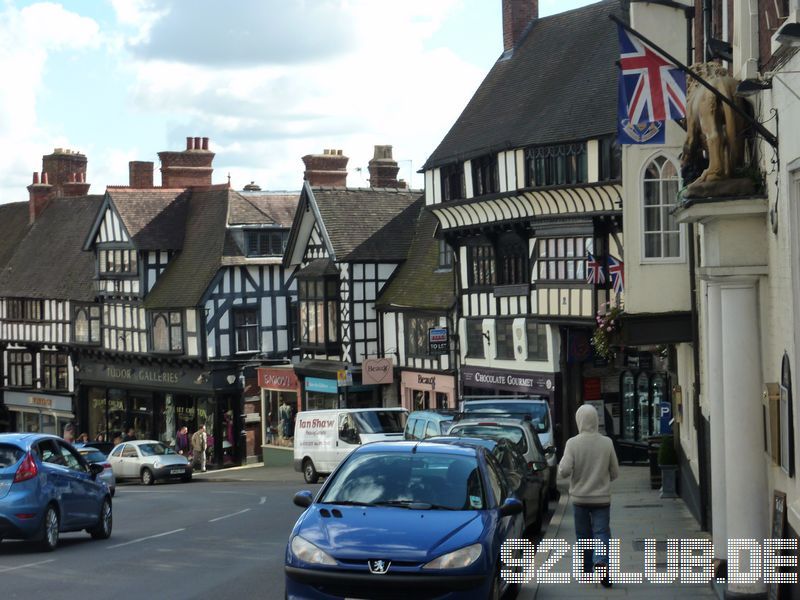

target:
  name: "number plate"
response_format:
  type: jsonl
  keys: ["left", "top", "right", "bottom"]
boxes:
{"left": 170, "top": 468, "right": 184, "bottom": 475}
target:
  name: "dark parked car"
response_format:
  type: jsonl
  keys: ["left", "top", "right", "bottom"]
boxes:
{"left": 430, "top": 436, "right": 549, "bottom": 534}
{"left": 0, "top": 433, "right": 113, "bottom": 551}
{"left": 286, "top": 441, "right": 524, "bottom": 600}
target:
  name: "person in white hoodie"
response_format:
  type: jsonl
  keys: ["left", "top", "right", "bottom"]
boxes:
{"left": 557, "top": 404, "right": 619, "bottom": 586}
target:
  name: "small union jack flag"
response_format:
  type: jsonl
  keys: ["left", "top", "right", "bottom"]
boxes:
{"left": 586, "top": 253, "right": 605, "bottom": 285}
{"left": 617, "top": 24, "right": 686, "bottom": 124}
{"left": 608, "top": 255, "right": 624, "bottom": 294}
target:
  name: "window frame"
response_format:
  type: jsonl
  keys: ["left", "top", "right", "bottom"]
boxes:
{"left": 42, "top": 352, "right": 69, "bottom": 391}
{"left": 233, "top": 307, "right": 260, "bottom": 354}
{"left": 150, "top": 310, "right": 183, "bottom": 354}
{"left": 535, "top": 236, "right": 594, "bottom": 282}
{"left": 437, "top": 240, "right": 454, "bottom": 271}
{"left": 5, "top": 299, "right": 45, "bottom": 323}
{"left": 440, "top": 163, "right": 465, "bottom": 202}
{"left": 524, "top": 142, "right": 588, "bottom": 187}
{"left": 525, "top": 320, "right": 548, "bottom": 361}
{"left": 73, "top": 304, "right": 102, "bottom": 345}
{"left": 470, "top": 154, "right": 499, "bottom": 197}
{"left": 466, "top": 238, "right": 496, "bottom": 289}
{"left": 494, "top": 319, "right": 515, "bottom": 360}
{"left": 497, "top": 232, "right": 529, "bottom": 286}
{"left": 297, "top": 276, "right": 340, "bottom": 353}
{"left": 405, "top": 314, "right": 438, "bottom": 359}
{"left": 598, "top": 135, "right": 622, "bottom": 182}
{"left": 640, "top": 154, "right": 684, "bottom": 263}
{"left": 465, "top": 319, "right": 485, "bottom": 359}
{"left": 7, "top": 350, "right": 34, "bottom": 388}
{"left": 246, "top": 229, "right": 289, "bottom": 257}
{"left": 97, "top": 248, "right": 139, "bottom": 277}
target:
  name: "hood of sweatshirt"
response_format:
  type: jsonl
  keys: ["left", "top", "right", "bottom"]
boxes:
{"left": 575, "top": 404, "right": 598, "bottom": 434}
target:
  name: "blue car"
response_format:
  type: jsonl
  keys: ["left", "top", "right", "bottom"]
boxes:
{"left": 285, "top": 441, "right": 524, "bottom": 600}
{"left": 0, "top": 433, "right": 113, "bottom": 551}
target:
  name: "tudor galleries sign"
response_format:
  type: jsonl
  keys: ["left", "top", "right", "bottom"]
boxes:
{"left": 428, "top": 327, "right": 449, "bottom": 355}
{"left": 461, "top": 366, "right": 555, "bottom": 397}
{"left": 362, "top": 358, "right": 394, "bottom": 386}
{"left": 257, "top": 368, "right": 299, "bottom": 391}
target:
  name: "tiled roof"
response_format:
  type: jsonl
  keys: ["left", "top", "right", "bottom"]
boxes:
{"left": 107, "top": 188, "right": 190, "bottom": 250}
{"left": 297, "top": 258, "right": 339, "bottom": 278}
{"left": 376, "top": 205, "right": 456, "bottom": 312}
{"left": 232, "top": 191, "right": 299, "bottom": 227}
{"left": 143, "top": 188, "right": 229, "bottom": 309}
{"left": 0, "top": 202, "right": 30, "bottom": 271}
{"left": 0, "top": 196, "right": 103, "bottom": 301}
{"left": 311, "top": 187, "right": 421, "bottom": 262}
{"left": 423, "top": 0, "right": 624, "bottom": 169}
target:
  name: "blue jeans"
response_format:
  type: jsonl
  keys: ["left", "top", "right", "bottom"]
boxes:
{"left": 573, "top": 505, "right": 610, "bottom": 569}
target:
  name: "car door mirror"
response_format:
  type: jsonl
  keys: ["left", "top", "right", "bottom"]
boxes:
{"left": 544, "top": 446, "right": 556, "bottom": 457}
{"left": 498, "top": 497, "right": 523, "bottom": 518}
{"left": 88, "top": 463, "right": 105, "bottom": 478}
{"left": 293, "top": 490, "right": 313, "bottom": 508}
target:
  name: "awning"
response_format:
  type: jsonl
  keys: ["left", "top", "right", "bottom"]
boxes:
{"left": 429, "top": 183, "right": 622, "bottom": 231}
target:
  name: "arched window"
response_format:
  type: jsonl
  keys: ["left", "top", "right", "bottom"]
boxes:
{"left": 642, "top": 156, "right": 682, "bottom": 260}
{"left": 152, "top": 315, "right": 169, "bottom": 352}
{"left": 74, "top": 309, "right": 89, "bottom": 343}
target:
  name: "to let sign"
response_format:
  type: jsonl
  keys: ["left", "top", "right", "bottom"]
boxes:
{"left": 428, "top": 327, "right": 449, "bottom": 355}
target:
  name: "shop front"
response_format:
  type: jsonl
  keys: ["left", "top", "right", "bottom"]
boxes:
{"left": 295, "top": 360, "right": 382, "bottom": 412}
{"left": 3, "top": 391, "right": 75, "bottom": 437}
{"left": 258, "top": 366, "right": 301, "bottom": 445}
{"left": 400, "top": 371, "right": 456, "bottom": 412}
{"left": 76, "top": 357, "right": 242, "bottom": 469}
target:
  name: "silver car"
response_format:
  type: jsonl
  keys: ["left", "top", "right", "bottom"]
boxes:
{"left": 77, "top": 445, "right": 116, "bottom": 497}
{"left": 107, "top": 440, "right": 192, "bottom": 486}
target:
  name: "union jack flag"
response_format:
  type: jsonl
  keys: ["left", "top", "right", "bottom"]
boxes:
{"left": 617, "top": 24, "right": 686, "bottom": 124}
{"left": 608, "top": 255, "right": 624, "bottom": 294}
{"left": 586, "top": 253, "right": 605, "bottom": 285}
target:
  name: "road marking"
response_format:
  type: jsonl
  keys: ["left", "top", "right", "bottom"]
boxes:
{"left": 259, "top": 496, "right": 266, "bottom": 505}
{"left": 107, "top": 528, "right": 185, "bottom": 549}
{"left": 0, "top": 559, "right": 56, "bottom": 573}
{"left": 209, "top": 508, "right": 251, "bottom": 523}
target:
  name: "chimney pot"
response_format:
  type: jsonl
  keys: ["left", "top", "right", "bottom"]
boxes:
{"left": 42, "top": 172, "right": 49, "bottom": 184}
{"left": 193, "top": 136, "right": 201, "bottom": 150}
{"left": 302, "top": 148, "right": 349, "bottom": 187}
{"left": 202, "top": 137, "right": 209, "bottom": 150}
{"left": 33, "top": 172, "right": 39, "bottom": 184}
{"left": 186, "top": 136, "right": 193, "bottom": 150}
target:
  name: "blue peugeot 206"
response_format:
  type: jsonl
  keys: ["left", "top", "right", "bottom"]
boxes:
{"left": 0, "top": 433, "right": 113, "bottom": 551}
{"left": 285, "top": 441, "right": 524, "bottom": 600}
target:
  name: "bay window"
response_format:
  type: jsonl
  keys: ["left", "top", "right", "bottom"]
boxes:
{"left": 298, "top": 276, "right": 340, "bottom": 352}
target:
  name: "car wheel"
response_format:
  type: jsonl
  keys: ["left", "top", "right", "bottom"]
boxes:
{"left": 38, "top": 505, "right": 60, "bottom": 552}
{"left": 89, "top": 498, "right": 113, "bottom": 540}
{"left": 303, "top": 459, "right": 319, "bottom": 484}
{"left": 141, "top": 468, "right": 155, "bottom": 486}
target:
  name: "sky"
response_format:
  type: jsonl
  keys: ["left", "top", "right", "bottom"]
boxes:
{"left": 0, "top": 0, "right": 596, "bottom": 203}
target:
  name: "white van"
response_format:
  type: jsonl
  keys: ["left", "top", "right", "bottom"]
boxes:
{"left": 293, "top": 408, "right": 408, "bottom": 483}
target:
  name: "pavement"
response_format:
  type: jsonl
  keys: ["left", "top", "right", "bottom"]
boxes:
{"left": 522, "top": 465, "right": 718, "bottom": 599}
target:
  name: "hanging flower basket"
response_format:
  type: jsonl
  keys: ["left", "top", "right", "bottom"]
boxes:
{"left": 591, "top": 303, "right": 624, "bottom": 360}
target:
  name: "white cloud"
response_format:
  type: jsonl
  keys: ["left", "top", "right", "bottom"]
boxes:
{"left": 0, "top": 2, "right": 100, "bottom": 202}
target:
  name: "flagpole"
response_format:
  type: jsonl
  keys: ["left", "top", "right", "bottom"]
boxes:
{"left": 610, "top": 14, "right": 779, "bottom": 149}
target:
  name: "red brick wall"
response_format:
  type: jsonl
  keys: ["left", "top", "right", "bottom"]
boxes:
{"left": 502, "top": 0, "right": 538, "bottom": 52}
{"left": 129, "top": 161, "right": 154, "bottom": 188}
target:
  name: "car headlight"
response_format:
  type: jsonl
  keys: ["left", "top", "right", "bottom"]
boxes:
{"left": 153, "top": 460, "right": 161, "bottom": 469}
{"left": 423, "top": 543, "right": 482, "bottom": 570}
{"left": 290, "top": 535, "right": 337, "bottom": 566}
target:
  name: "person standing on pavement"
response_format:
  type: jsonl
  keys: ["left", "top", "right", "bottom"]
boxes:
{"left": 176, "top": 426, "right": 190, "bottom": 456}
{"left": 191, "top": 424, "right": 208, "bottom": 472}
{"left": 557, "top": 404, "right": 619, "bottom": 588}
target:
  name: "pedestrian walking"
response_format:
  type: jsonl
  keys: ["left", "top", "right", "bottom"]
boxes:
{"left": 191, "top": 424, "right": 208, "bottom": 472}
{"left": 175, "top": 426, "right": 190, "bottom": 456}
{"left": 122, "top": 427, "right": 136, "bottom": 442}
{"left": 557, "top": 404, "right": 619, "bottom": 587}
{"left": 62, "top": 423, "right": 76, "bottom": 443}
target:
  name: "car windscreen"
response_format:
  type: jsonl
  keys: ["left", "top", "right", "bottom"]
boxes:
{"left": 138, "top": 443, "right": 175, "bottom": 457}
{"left": 319, "top": 451, "right": 485, "bottom": 510}
{"left": 352, "top": 411, "right": 407, "bottom": 434}
{"left": 463, "top": 401, "right": 550, "bottom": 433}
{"left": 0, "top": 444, "right": 23, "bottom": 468}
{"left": 449, "top": 424, "right": 528, "bottom": 454}
{"left": 80, "top": 449, "right": 108, "bottom": 463}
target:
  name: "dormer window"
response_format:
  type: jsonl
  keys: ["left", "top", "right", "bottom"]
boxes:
{"left": 440, "top": 163, "right": 464, "bottom": 202}
{"left": 471, "top": 154, "right": 499, "bottom": 196}
{"left": 525, "top": 143, "right": 587, "bottom": 187}
{"left": 246, "top": 230, "right": 288, "bottom": 257}
{"left": 99, "top": 249, "right": 138, "bottom": 275}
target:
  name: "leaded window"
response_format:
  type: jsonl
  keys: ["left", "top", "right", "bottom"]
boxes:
{"left": 525, "top": 143, "right": 588, "bottom": 187}
{"left": 497, "top": 233, "right": 528, "bottom": 285}
{"left": 298, "top": 277, "right": 339, "bottom": 352}
{"left": 599, "top": 136, "right": 622, "bottom": 181}
{"left": 440, "top": 163, "right": 465, "bottom": 202}
{"left": 643, "top": 156, "right": 681, "bottom": 259}
{"left": 7, "top": 350, "right": 34, "bottom": 387}
{"left": 74, "top": 305, "right": 101, "bottom": 344}
{"left": 246, "top": 230, "right": 289, "bottom": 257}
{"left": 468, "top": 241, "right": 496, "bottom": 287}
{"left": 466, "top": 320, "right": 485, "bottom": 359}
{"left": 525, "top": 320, "right": 548, "bottom": 361}
{"left": 471, "top": 154, "right": 499, "bottom": 196}
{"left": 405, "top": 315, "right": 438, "bottom": 358}
{"left": 98, "top": 249, "right": 138, "bottom": 275}
{"left": 495, "top": 319, "right": 515, "bottom": 360}
{"left": 151, "top": 311, "right": 183, "bottom": 353}
{"left": 6, "top": 299, "right": 44, "bottom": 322}
{"left": 536, "top": 236, "right": 593, "bottom": 281}
{"left": 233, "top": 308, "right": 259, "bottom": 353}
{"left": 42, "top": 352, "right": 69, "bottom": 391}
{"left": 438, "top": 240, "right": 454, "bottom": 270}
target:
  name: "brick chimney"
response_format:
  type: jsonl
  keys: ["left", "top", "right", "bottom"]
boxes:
{"left": 503, "top": 0, "right": 538, "bottom": 52}
{"left": 42, "top": 148, "right": 91, "bottom": 197}
{"left": 27, "top": 172, "right": 55, "bottom": 224}
{"left": 302, "top": 149, "right": 348, "bottom": 187}
{"left": 157, "top": 136, "right": 214, "bottom": 188}
{"left": 129, "top": 161, "right": 154, "bottom": 188}
{"left": 367, "top": 145, "right": 406, "bottom": 189}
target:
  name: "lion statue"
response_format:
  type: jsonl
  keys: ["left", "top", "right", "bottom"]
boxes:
{"left": 681, "top": 62, "right": 748, "bottom": 192}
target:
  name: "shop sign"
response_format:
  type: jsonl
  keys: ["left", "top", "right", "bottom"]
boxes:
{"left": 4, "top": 391, "right": 72, "bottom": 413}
{"left": 428, "top": 327, "right": 450, "bottom": 355}
{"left": 461, "top": 366, "right": 555, "bottom": 397}
{"left": 362, "top": 358, "right": 394, "bottom": 385}
{"left": 583, "top": 377, "right": 602, "bottom": 400}
{"left": 257, "top": 368, "right": 299, "bottom": 391}
{"left": 306, "top": 377, "right": 338, "bottom": 395}
{"left": 336, "top": 370, "right": 353, "bottom": 387}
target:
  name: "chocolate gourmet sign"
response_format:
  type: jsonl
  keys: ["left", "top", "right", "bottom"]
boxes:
{"left": 461, "top": 366, "right": 555, "bottom": 398}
